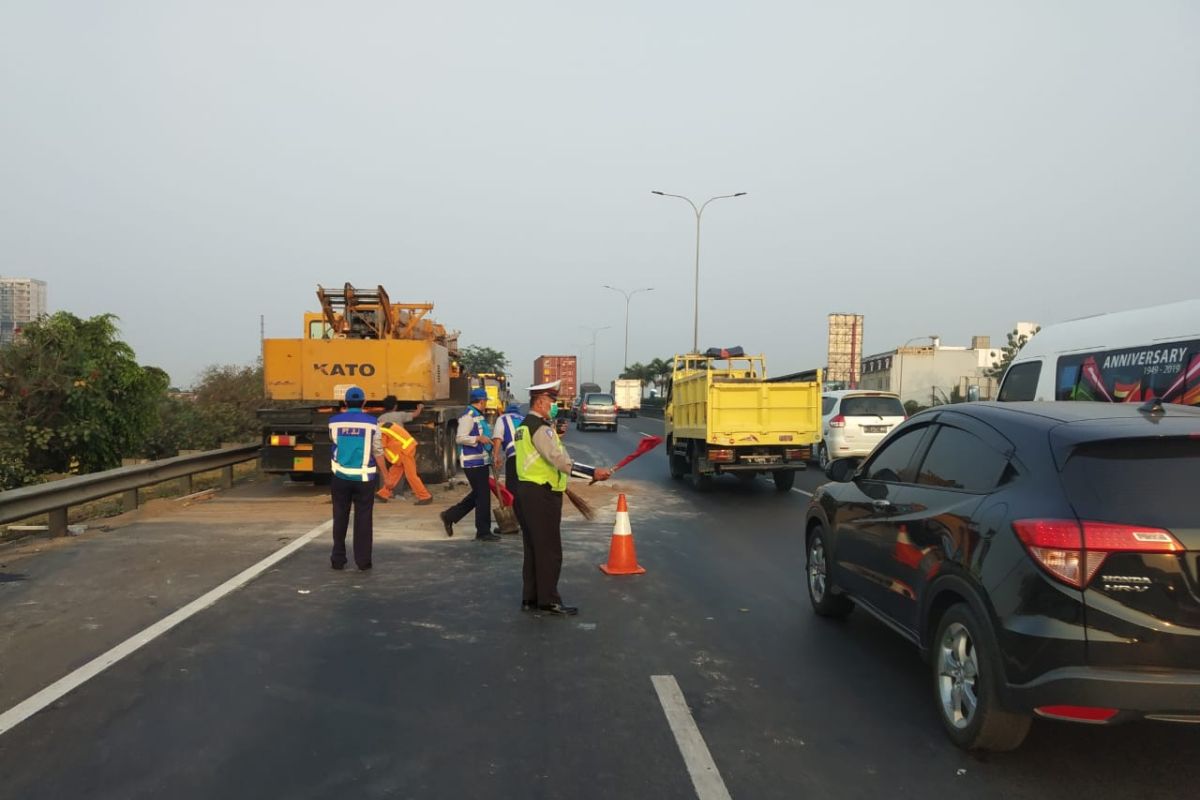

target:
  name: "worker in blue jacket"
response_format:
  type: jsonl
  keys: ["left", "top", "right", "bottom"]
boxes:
{"left": 440, "top": 388, "right": 500, "bottom": 541}
{"left": 491, "top": 402, "right": 524, "bottom": 499}
{"left": 328, "top": 386, "right": 389, "bottom": 570}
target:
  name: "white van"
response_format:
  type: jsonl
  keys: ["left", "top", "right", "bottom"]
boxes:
{"left": 997, "top": 299, "right": 1200, "bottom": 406}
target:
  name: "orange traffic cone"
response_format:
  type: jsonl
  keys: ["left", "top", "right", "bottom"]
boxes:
{"left": 599, "top": 494, "right": 646, "bottom": 575}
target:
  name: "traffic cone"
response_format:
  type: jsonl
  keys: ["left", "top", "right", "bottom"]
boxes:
{"left": 599, "top": 494, "right": 646, "bottom": 575}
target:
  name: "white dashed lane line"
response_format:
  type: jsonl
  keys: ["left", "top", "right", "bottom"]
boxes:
{"left": 652, "top": 675, "right": 733, "bottom": 800}
{"left": 791, "top": 488, "right": 814, "bottom": 497}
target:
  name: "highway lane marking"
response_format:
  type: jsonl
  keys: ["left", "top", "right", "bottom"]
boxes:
{"left": 791, "top": 488, "right": 813, "bottom": 497}
{"left": 652, "top": 674, "right": 733, "bottom": 800}
{"left": 0, "top": 519, "right": 333, "bottom": 738}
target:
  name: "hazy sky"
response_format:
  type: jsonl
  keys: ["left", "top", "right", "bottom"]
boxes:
{"left": 2, "top": 1, "right": 1197, "bottom": 390}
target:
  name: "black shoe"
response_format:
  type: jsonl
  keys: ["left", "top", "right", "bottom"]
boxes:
{"left": 538, "top": 603, "right": 578, "bottom": 616}
{"left": 415, "top": 498, "right": 433, "bottom": 506}
{"left": 357, "top": 563, "right": 372, "bottom": 571}
{"left": 375, "top": 493, "right": 389, "bottom": 504}
{"left": 476, "top": 532, "right": 502, "bottom": 542}
{"left": 439, "top": 512, "right": 454, "bottom": 538}
{"left": 521, "top": 602, "right": 538, "bottom": 612}
{"left": 331, "top": 562, "right": 346, "bottom": 571}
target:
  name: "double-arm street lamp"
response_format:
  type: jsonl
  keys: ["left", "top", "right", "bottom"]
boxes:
{"left": 603, "top": 285, "right": 654, "bottom": 373}
{"left": 651, "top": 190, "right": 747, "bottom": 352}
{"left": 580, "top": 325, "right": 611, "bottom": 385}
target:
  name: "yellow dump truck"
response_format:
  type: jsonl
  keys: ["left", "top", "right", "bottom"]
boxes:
{"left": 258, "top": 284, "right": 467, "bottom": 483}
{"left": 664, "top": 350, "right": 822, "bottom": 491}
{"left": 468, "top": 372, "right": 512, "bottom": 423}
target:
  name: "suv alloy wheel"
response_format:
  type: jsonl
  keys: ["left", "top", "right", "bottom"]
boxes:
{"left": 932, "top": 604, "right": 1030, "bottom": 751}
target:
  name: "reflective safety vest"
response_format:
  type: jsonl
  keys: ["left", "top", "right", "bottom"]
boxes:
{"left": 380, "top": 423, "right": 417, "bottom": 464}
{"left": 459, "top": 408, "right": 492, "bottom": 468}
{"left": 514, "top": 422, "right": 567, "bottom": 492}
{"left": 495, "top": 412, "right": 522, "bottom": 459}
{"left": 329, "top": 410, "right": 380, "bottom": 481}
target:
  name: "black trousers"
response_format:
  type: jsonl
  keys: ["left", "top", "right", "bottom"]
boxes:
{"left": 514, "top": 480, "right": 564, "bottom": 606}
{"left": 504, "top": 455, "right": 521, "bottom": 529}
{"left": 446, "top": 465, "right": 491, "bottom": 538}
{"left": 331, "top": 474, "right": 376, "bottom": 568}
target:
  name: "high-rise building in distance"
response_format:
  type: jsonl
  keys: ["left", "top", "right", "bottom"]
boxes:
{"left": 0, "top": 277, "right": 48, "bottom": 345}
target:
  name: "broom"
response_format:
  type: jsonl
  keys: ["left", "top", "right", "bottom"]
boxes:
{"left": 564, "top": 486, "right": 596, "bottom": 521}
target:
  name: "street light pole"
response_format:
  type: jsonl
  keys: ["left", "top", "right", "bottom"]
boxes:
{"left": 580, "top": 325, "right": 611, "bottom": 385}
{"left": 603, "top": 285, "right": 654, "bottom": 372}
{"left": 651, "top": 190, "right": 747, "bottom": 352}
{"left": 895, "top": 335, "right": 938, "bottom": 408}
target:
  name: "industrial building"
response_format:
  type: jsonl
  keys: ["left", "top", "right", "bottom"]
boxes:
{"left": 858, "top": 323, "right": 1038, "bottom": 407}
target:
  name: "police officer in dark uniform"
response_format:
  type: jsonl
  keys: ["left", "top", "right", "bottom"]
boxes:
{"left": 513, "top": 380, "right": 612, "bottom": 616}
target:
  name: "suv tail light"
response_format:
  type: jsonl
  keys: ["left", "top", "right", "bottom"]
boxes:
{"left": 1012, "top": 519, "right": 1184, "bottom": 588}
{"left": 829, "top": 415, "right": 846, "bottom": 428}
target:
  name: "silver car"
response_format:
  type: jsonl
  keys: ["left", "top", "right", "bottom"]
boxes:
{"left": 576, "top": 392, "right": 618, "bottom": 432}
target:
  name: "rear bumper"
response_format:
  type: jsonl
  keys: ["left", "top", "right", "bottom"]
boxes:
{"left": 1006, "top": 666, "right": 1200, "bottom": 722}
{"left": 714, "top": 462, "right": 807, "bottom": 473}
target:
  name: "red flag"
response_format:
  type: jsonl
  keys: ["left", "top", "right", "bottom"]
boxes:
{"left": 488, "top": 477, "right": 514, "bottom": 507}
{"left": 613, "top": 435, "right": 664, "bottom": 471}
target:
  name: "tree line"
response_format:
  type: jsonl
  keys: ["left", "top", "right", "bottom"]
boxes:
{"left": 0, "top": 312, "right": 264, "bottom": 490}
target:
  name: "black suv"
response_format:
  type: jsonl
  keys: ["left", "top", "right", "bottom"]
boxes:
{"left": 804, "top": 401, "right": 1200, "bottom": 751}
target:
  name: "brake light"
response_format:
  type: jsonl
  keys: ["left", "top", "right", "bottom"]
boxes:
{"left": 785, "top": 448, "right": 810, "bottom": 460}
{"left": 1012, "top": 519, "right": 1183, "bottom": 589}
{"left": 270, "top": 435, "right": 296, "bottom": 447}
{"left": 829, "top": 415, "right": 845, "bottom": 428}
{"left": 708, "top": 449, "right": 735, "bottom": 463}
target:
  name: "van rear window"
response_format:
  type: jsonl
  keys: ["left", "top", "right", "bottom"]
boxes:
{"left": 998, "top": 361, "right": 1040, "bottom": 401}
{"left": 1056, "top": 341, "right": 1200, "bottom": 406}
{"left": 1061, "top": 439, "right": 1200, "bottom": 528}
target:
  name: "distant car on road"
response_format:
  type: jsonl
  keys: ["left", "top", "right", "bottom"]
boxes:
{"left": 817, "top": 390, "right": 906, "bottom": 469}
{"left": 804, "top": 400, "right": 1200, "bottom": 752}
{"left": 576, "top": 392, "right": 618, "bottom": 432}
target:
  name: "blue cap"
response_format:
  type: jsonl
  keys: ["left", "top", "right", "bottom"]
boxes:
{"left": 469, "top": 388, "right": 488, "bottom": 402}
{"left": 344, "top": 386, "right": 365, "bottom": 406}
{"left": 505, "top": 403, "right": 521, "bottom": 414}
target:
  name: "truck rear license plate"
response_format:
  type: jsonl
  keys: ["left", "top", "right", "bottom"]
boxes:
{"left": 741, "top": 456, "right": 781, "bottom": 465}
{"left": 863, "top": 425, "right": 888, "bottom": 433}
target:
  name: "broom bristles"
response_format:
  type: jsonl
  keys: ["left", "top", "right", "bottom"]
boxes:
{"left": 564, "top": 487, "right": 596, "bottom": 521}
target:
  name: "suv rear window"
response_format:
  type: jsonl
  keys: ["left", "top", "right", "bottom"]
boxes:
{"left": 840, "top": 396, "right": 905, "bottom": 417}
{"left": 585, "top": 394, "right": 614, "bottom": 405}
{"left": 1061, "top": 439, "right": 1200, "bottom": 528}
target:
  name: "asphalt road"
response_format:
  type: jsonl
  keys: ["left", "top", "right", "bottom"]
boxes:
{"left": 1, "top": 417, "right": 1198, "bottom": 799}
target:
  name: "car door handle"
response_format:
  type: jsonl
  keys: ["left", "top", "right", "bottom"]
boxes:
{"left": 872, "top": 499, "right": 894, "bottom": 512}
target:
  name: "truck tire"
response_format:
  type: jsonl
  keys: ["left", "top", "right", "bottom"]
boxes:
{"left": 772, "top": 470, "right": 796, "bottom": 492}
{"left": 667, "top": 436, "right": 686, "bottom": 479}
{"left": 425, "top": 423, "right": 457, "bottom": 484}
{"left": 690, "top": 444, "right": 713, "bottom": 493}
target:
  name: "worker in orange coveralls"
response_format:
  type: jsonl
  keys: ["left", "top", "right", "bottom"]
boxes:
{"left": 375, "top": 395, "right": 433, "bottom": 505}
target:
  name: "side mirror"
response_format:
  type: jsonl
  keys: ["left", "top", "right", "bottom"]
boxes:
{"left": 825, "top": 458, "right": 860, "bottom": 483}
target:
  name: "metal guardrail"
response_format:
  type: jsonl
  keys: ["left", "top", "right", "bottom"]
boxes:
{"left": 0, "top": 444, "right": 260, "bottom": 537}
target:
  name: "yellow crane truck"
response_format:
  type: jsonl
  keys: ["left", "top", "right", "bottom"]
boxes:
{"left": 258, "top": 284, "right": 467, "bottom": 483}
{"left": 664, "top": 349, "right": 822, "bottom": 491}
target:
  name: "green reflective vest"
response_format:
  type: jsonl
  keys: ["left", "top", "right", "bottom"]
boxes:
{"left": 514, "top": 422, "right": 568, "bottom": 492}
